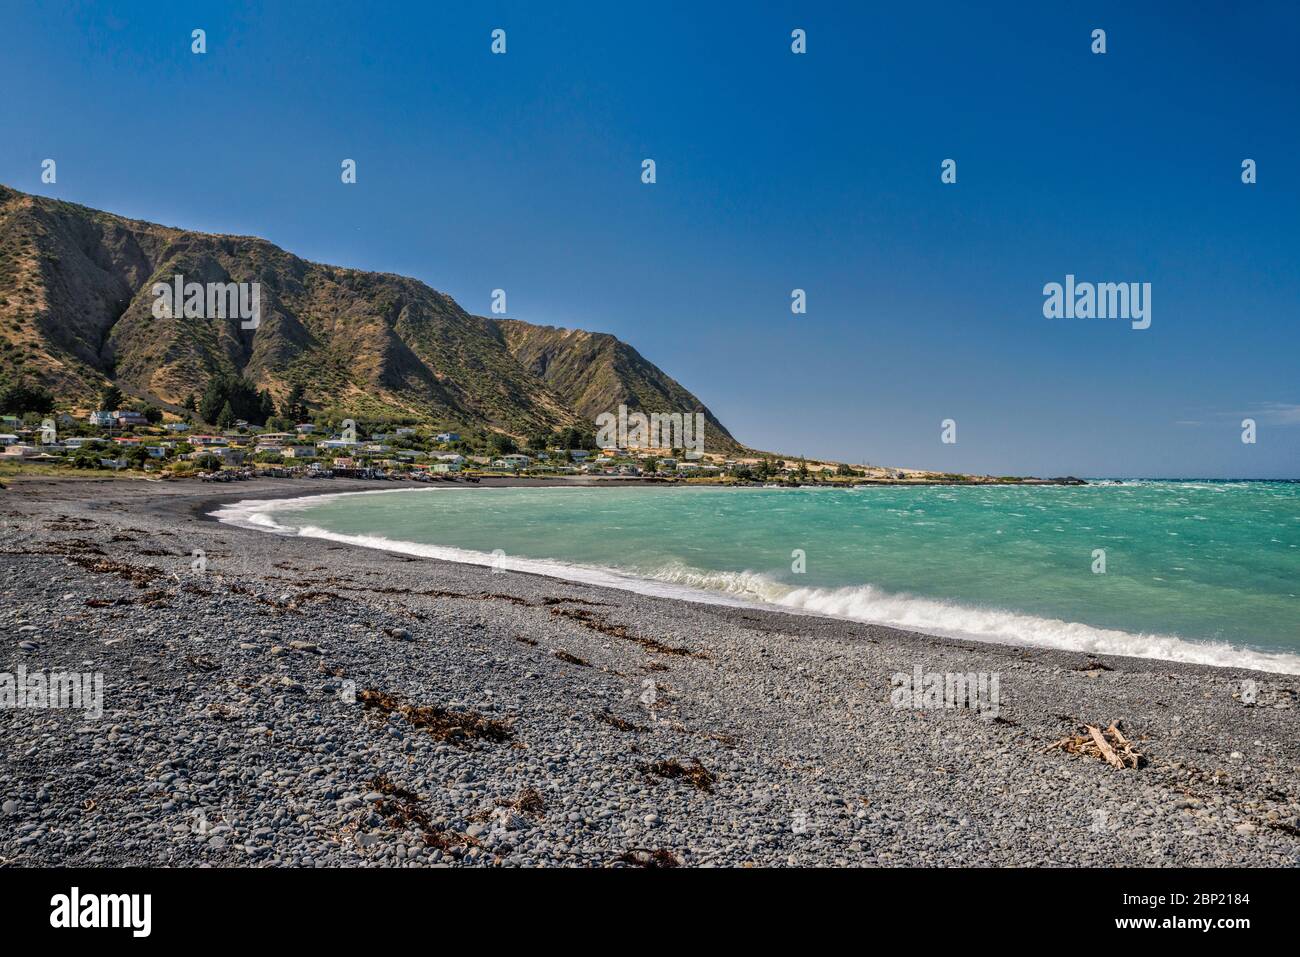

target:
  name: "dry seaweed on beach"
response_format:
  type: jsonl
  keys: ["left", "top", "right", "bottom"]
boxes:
{"left": 85, "top": 589, "right": 170, "bottom": 608}
{"left": 1048, "top": 721, "right": 1144, "bottom": 769}
{"left": 615, "top": 847, "right": 681, "bottom": 868}
{"left": 41, "top": 538, "right": 105, "bottom": 556}
{"left": 61, "top": 553, "right": 163, "bottom": 586}
{"left": 505, "top": 788, "right": 546, "bottom": 817}
{"left": 541, "top": 596, "right": 609, "bottom": 607}
{"left": 641, "top": 758, "right": 715, "bottom": 792}
{"left": 594, "top": 710, "right": 648, "bottom": 733}
{"left": 553, "top": 650, "right": 592, "bottom": 667}
{"left": 368, "top": 773, "right": 422, "bottom": 804}
{"left": 366, "top": 777, "right": 479, "bottom": 852}
{"left": 358, "top": 687, "right": 514, "bottom": 744}
{"left": 549, "top": 606, "right": 704, "bottom": 658}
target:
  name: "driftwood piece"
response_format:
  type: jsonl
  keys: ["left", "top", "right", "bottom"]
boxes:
{"left": 1048, "top": 720, "right": 1144, "bottom": 769}
{"left": 1087, "top": 725, "right": 1125, "bottom": 768}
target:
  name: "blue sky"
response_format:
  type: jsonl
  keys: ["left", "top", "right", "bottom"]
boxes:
{"left": 2, "top": 1, "right": 1297, "bottom": 477}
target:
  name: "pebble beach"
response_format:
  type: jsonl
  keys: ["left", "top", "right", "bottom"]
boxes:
{"left": 1, "top": 476, "right": 1297, "bottom": 867}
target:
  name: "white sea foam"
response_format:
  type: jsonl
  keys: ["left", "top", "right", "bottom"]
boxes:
{"left": 212, "top": 492, "right": 1300, "bottom": 675}
{"left": 637, "top": 563, "right": 1300, "bottom": 673}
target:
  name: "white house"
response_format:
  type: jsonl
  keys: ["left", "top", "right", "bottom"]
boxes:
{"left": 491, "top": 454, "right": 533, "bottom": 469}
{"left": 165, "top": 422, "right": 190, "bottom": 432}
{"left": 435, "top": 432, "right": 460, "bottom": 443}
{"left": 88, "top": 411, "right": 116, "bottom": 428}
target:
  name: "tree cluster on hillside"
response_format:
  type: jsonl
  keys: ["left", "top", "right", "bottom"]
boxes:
{"left": 522, "top": 428, "right": 592, "bottom": 452}
{"left": 0, "top": 379, "right": 55, "bottom": 415}
{"left": 199, "top": 376, "right": 276, "bottom": 428}
{"left": 99, "top": 385, "right": 123, "bottom": 411}
{"left": 282, "top": 383, "right": 308, "bottom": 422}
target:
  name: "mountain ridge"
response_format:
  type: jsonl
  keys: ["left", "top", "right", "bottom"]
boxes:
{"left": 0, "top": 184, "right": 740, "bottom": 450}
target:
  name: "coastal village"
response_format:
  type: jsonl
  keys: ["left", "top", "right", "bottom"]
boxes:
{"left": 0, "top": 401, "right": 980, "bottom": 485}
{"left": 0, "top": 377, "right": 1069, "bottom": 486}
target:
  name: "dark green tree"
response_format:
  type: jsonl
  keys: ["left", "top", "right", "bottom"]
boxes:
{"left": 199, "top": 375, "right": 268, "bottom": 425}
{"left": 99, "top": 385, "right": 123, "bottom": 411}
{"left": 0, "top": 380, "right": 54, "bottom": 415}
{"left": 123, "top": 445, "right": 151, "bottom": 469}
{"left": 284, "top": 383, "right": 308, "bottom": 422}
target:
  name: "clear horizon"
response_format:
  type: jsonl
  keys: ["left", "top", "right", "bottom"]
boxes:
{"left": 2, "top": 1, "right": 1297, "bottom": 478}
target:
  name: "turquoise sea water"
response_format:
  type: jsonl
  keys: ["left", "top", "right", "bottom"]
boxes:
{"left": 216, "top": 481, "right": 1300, "bottom": 673}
